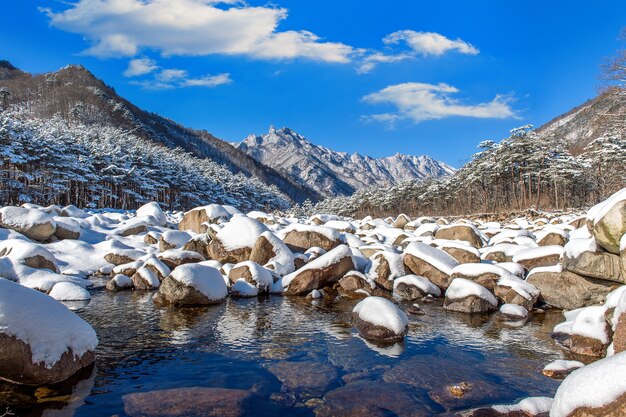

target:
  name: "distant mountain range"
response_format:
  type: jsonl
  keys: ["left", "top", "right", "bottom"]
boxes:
{"left": 236, "top": 126, "right": 455, "bottom": 198}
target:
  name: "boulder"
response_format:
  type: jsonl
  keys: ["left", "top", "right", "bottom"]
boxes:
{"left": 541, "top": 360, "right": 584, "bottom": 380}
{"left": 434, "top": 224, "right": 484, "bottom": 249}
{"left": 154, "top": 264, "right": 228, "bottom": 306}
{"left": 352, "top": 296, "right": 408, "bottom": 343}
{"left": 589, "top": 189, "right": 626, "bottom": 254}
{"left": 131, "top": 267, "right": 161, "bottom": 290}
{"left": 393, "top": 214, "right": 410, "bottom": 229}
{"left": 113, "top": 219, "right": 148, "bottom": 237}
{"left": 493, "top": 276, "right": 540, "bottom": 311}
{"left": 613, "top": 292, "right": 626, "bottom": 354}
{"left": 0, "top": 240, "right": 59, "bottom": 273}
{"left": 440, "top": 245, "right": 481, "bottom": 264}
{"left": 181, "top": 234, "right": 210, "bottom": 256}
{"left": 563, "top": 250, "right": 626, "bottom": 284}
{"left": 53, "top": 217, "right": 81, "bottom": 240}
{"left": 282, "top": 245, "right": 354, "bottom": 295}
{"left": 392, "top": 274, "right": 441, "bottom": 300}
{"left": 444, "top": 278, "right": 498, "bottom": 313}
{"left": 136, "top": 202, "right": 167, "bottom": 227}
{"left": 158, "top": 230, "right": 192, "bottom": 252}
{"left": 228, "top": 261, "right": 274, "bottom": 293}
{"left": 403, "top": 242, "right": 459, "bottom": 289}
{"left": 206, "top": 215, "right": 269, "bottom": 263}
{"left": 105, "top": 274, "right": 133, "bottom": 291}
{"left": 143, "top": 231, "right": 159, "bottom": 245}
{"left": 158, "top": 249, "right": 205, "bottom": 269}
{"left": 123, "top": 387, "right": 251, "bottom": 417}
{"left": 568, "top": 306, "right": 611, "bottom": 357}
{"left": 526, "top": 270, "right": 613, "bottom": 310}
{"left": 178, "top": 204, "right": 232, "bottom": 233}
{"left": 0, "top": 279, "right": 97, "bottom": 385}
{"left": 512, "top": 246, "right": 563, "bottom": 270}
{"left": 0, "top": 206, "right": 56, "bottom": 241}
{"left": 338, "top": 270, "right": 389, "bottom": 298}
{"left": 449, "top": 263, "right": 513, "bottom": 292}
{"left": 104, "top": 248, "right": 145, "bottom": 266}
{"left": 249, "top": 231, "right": 295, "bottom": 275}
{"left": 366, "top": 251, "right": 405, "bottom": 291}
{"left": 279, "top": 224, "right": 343, "bottom": 253}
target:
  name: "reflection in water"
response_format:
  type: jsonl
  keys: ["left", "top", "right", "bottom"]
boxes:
{"left": 4, "top": 289, "right": 573, "bottom": 416}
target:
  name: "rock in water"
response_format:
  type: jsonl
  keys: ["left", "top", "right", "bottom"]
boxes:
{"left": 352, "top": 296, "right": 408, "bottom": 342}
{"left": 123, "top": 387, "right": 251, "bottom": 417}
{"left": 0, "top": 278, "right": 97, "bottom": 385}
{"left": 154, "top": 264, "right": 227, "bottom": 306}
{"left": 444, "top": 278, "right": 498, "bottom": 313}
{"left": 268, "top": 361, "right": 337, "bottom": 397}
{"left": 526, "top": 270, "right": 613, "bottom": 310}
{"left": 282, "top": 245, "right": 354, "bottom": 295}
{"left": 550, "top": 351, "right": 626, "bottom": 417}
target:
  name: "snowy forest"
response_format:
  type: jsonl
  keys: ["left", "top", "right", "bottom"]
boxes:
{"left": 309, "top": 122, "right": 626, "bottom": 218}
{"left": 0, "top": 110, "right": 290, "bottom": 211}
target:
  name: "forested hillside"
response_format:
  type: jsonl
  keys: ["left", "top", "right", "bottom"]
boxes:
{"left": 0, "top": 110, "right": 290, "bottom": 211}
{"left": 0, "top": 61, "right": 321, "bottom": 203}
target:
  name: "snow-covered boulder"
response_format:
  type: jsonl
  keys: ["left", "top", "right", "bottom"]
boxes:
{"left": 512, "top": 245, "right": 564, "bottom": 270}
{"left": 0, "top": 278, "right": 97, "bottom": 385}
{"left": 227, "top": 261, "right": 274, "bottom": 293}
{"left": 365, "top": 251, "right": 405, "bottom": 291}
{"left": 443, "top": 278, "right": 498, "bottom": 314}
{"left": 526, "top": 270, "right": 613, "bottom": 310}
{"left": 541, "top": 359, "right": 584, "bottom": 380}
{"left": 562, "top": 245, "right": 626, "bottom": 284}
{"left": 482, "top": 243, "right": 525, "bottom": 263}
{"left": 613, "top": 291, "right": 626, "bottom": 354}
{"left": 278, "top": 224, "right": 343, "bottom": 253}
{"left": 178, "top": 204, "right": 232, "bottom": 233}
{"left": 536, "top": 226, "right": 569, "bottom": 247}
{"left": 248, "top": 231, "right": 295, "bottom": 275}
{"left": 352, "top": 296, "right": 408, "bottom": 342}
{"left": 0, "top": 239, "right": 59, "bottom": 272}
{"left": 206, "top": 214, "right": 269, "bottom": 263}
{"left": 113, "top": 218, "right": 148, "bottom": 237}
{"left": 434, "top": 239, "right": 481, "bottom": 264}
{"left": 136, "top": 202, "right": 167, "bottom": 227}
{"left": 337, "top": 270, "right": 386, "bottom": 299}
{"left": 587, "top": 188, "right": 626, "bottom": 254}
{"left": 105, "top": 274, "right": 133, "bottom": 291}
{"left": 493, "top": 275, "right": 540, "bottom": 311}
{"left": 392, "top": 274, "right": 441, "bottom": 301}
{"left": 449, "top": 263, "right": 514, "bottom": 291}
{"left": 403, "top": 242, "right": 459, "bottom": 289}
{"left": 551, "top": 351, "right": 626, "bottom": 417}
{"left": 157, "top": 249, "right": 206, "bottom": 269}
{"left": 131, "top": 267, "right": 161, "bottom": 290}
{"left": 49, "top": 281, "right": 91, "bottom": 301}
{"left": 569, "top": 305, "right": 611, "bottom": 357}
{"left": 158, "top": 230, "right": 192, "bottom": 252}
{"left": 104, "top": 248, "right": 146, "bottom": 265}
{"left": 457, "top": 397, "right": 553, "bottom": 417}
{"left": 392, "top": 213, "right": 410, "bottom": 229}
{"left": 282, "top": 245, "right": 354, "bottom": 295}
{"left": 434, "top": 224, "right": 484, "bottom": 249}
{"left": 498, "top": 303, "right": 528, "bottom": 320}
{"left": 53, "top": 216, "right": 81, "bottom": 240}
{"left": 142, "top": 256, "right": 171, "bottom": 281}
{"left": 181, "top": 234, "right": 210, "bottom": 256}
{"left": 154, "top": 264, "right": 228, "bottom": 306}
{"left": 231, "top": 279, "right": 259, "bottom": 297}
{"left": 0, "top": 206, "right": 57, "bottom": 241}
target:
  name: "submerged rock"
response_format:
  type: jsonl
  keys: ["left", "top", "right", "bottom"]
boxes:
{"left": 123, "top": 387, "right": 251, "bottom": 417}
{"left": 268, "top": 361, "right": 337, "bottom": 397}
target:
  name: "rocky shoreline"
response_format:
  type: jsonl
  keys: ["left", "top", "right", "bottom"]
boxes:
{"left": 0, "top": 188, "right": 625, "bottom": 416}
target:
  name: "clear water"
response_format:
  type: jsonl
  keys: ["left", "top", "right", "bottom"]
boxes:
{"left": 5, "top": 279, "right": 574, "bottom": 417}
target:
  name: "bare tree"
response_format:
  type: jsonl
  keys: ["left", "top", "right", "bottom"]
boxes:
{"left": 601, "top": 28, "right": 626, "bottom": 90}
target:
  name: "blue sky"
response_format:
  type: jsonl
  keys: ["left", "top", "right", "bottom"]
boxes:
{"left": 2, "top": 1, "right": 625, "bottom": 167}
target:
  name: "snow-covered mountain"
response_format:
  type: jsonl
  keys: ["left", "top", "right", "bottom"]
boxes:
{"left": 235, "top": 126, "right": 455, "bottom": 197}
{"left": 537, "top": 87, "right": 626, "bottom": 153}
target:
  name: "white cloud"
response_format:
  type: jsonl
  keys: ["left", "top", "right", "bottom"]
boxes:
{"left": 181, "top": 73, "right": 232, "bottom": 87}
{"left": 42, "top": 0, "right": 355, "bottom": 63}
{"left": 123, "top": 57, "right": 159, "bottom": 77}
{"left": 131, "top": 69, "right": 231, "bottom": 89}
{"left": 383, "top": 30, "right": 479, "bottom": 56}
{"left": 362, "top": 82, "right": 516, "bottom": 125}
